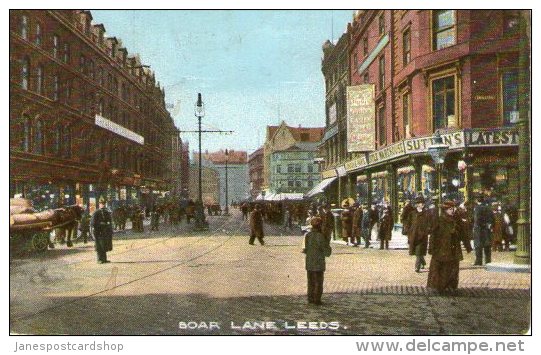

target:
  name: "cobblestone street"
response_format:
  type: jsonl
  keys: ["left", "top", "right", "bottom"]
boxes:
{"left": 9, "top": 210, "right": 530, "bottom": 335}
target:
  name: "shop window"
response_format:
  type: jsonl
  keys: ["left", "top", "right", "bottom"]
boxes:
{"left": 22, "top": 116, "right": 31, "bottom": 152}
{"left": 19, "top": 15, "right": 29, "bottom": 40}
{"left": 432, "top": 10, "right": 456, "bottom": 50}
{"left": 402, "top": 92, "right": 411, "bottom": 138}
{"left": 21, "top": 57, "right": 30, "bottom": 90}
{"left": 378, "top": 55, "right": 385, "bottom": 91}
{"left": 35, "top": 65, "right": 44, "bottom": 95}
{"left": 502, "top": 70, "right": 519, "bottom": 125}
{"left": 403, "top": 28, "right": 411, "bottom": 65}
{"left": 377, "top": 105, "right": 386, "bottom": 146}
{"left": 52, "top": 35, "right": 59, "bottom": 58}
{"left": 34, "top": 23, "right": 42, "bottom": 46}
{"left": 432, "top": 75, "right": 455, "bottom": 130}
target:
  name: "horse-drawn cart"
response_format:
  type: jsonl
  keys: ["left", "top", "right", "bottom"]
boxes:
{"left": 10, "top": 198, "right": 82, "bottom": 254}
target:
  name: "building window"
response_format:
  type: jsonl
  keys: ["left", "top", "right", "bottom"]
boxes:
{"left": 502, "top": 70, "right": 519, "bottom": 126}
{"left": 308, "top": 164, "right": 314, "bottom": 173}
{"left": 504, "top": 11, "right": 520, "bottom": 36}
{"left": 379, "top": 13, "right": 385, "bottom": 35}
{"left": 33, "top": 120, "right": 43, "bottom": 154}
{"left": 88, "top": 60, "right": 95, "bottom": 79}
{"left": 295, "top": 180, "right": 302, "bottom": 188}
{"left": 34, "top": 23, "right": 42, "bottom": 46}
{"left": 378, "top": 105, "right": 386, "bottom": 146}
{"left": 403, "top": 28, "right": 411, "bottom": 65}
{"left": 378, "top": 55, "right": 385, "bottom": 90}
{"left": 63, "top": 79, "right": 72, "bottom": 103}
{"left": 52, "top": 74, "right": 59, "bottom": 101}
{"left": 63, "top": 43, "right": 70, "bottom": 63}
{"left": 22, "top": 116, "right": 31, "bottom": 152}
{"left": 54, "top": 126, "right": 62, "bottom": 156}
{"left": 433, "top": 10, "right": 456, "bottom": 50}
{"left": 63, "top": 127, "right": 71, "bottom": 158}
{"left": 35, "top": 65, "right": 44, "bottom": 95}
{"left": 402, "top": 91, "right": 411, "bottom": 138}
{"left": 19, "top": 15, "right": 29, "bottom": 40}
{"left": 363, "top": 37, "right": 368, "bottom": 56}
{"left": 80, "top": 55, "right": 86, "bottom": 73}
{"left": 288, "top": 180, "right": 294, "bottom": 188}
{"left": 21, "top": 57, "right": 30, "bottom": 90}
{"left": 432, "top": 75, "right": 455, "bottom": 130}
{"left": 98, "top": 99, "right": 104, "bottom": 116}
{"left": 363, "top": 72, "right": 369, "bottom": 84}
{"left": 287, "top": 164, "right": 294, "bottom": 173}
{"left": 308, "top": 180, "right": 314, "bottom": 188}
{"left": 52, "top": 35, "right": 59, "bottom": 58}
{"left": 353, "top": 53, "right": 358, "bottom": 70}
{"left": 276, "top": 165, "right": 281, "bottom": 174}
{"left": 295, "top": 164, "right": 301, "bottom": 173}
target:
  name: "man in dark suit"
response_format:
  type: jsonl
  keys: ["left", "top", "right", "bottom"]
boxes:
{"left": 249, "top": 204, "right": 265, "bottom": 245}
{"left": 92, "top": 198, "right": 113, "bottom": 264}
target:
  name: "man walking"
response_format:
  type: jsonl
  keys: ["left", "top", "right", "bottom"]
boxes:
{"left": 249, "top": 204, "right": 265, "bottom": 245}
{"left": 408, "top": 196, "right": 432, "bottom": 272}
{"left": 352, "top": 203, "right": 363, "bottom": 246}
{"left": 303, "top": 217, "right": 332, "bottom": 305}
{"left": 473, "top": 195, "right": 494, "bottom": 265}
{"left": 92, "top": 198, "right": 113, "bottom": 264}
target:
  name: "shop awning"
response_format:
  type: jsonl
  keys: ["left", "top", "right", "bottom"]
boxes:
{"left": 305, "top": 177, "right": 337, "bottom": 198}
{"left": 272, "top": 193, "right": 304, "bottom": 201}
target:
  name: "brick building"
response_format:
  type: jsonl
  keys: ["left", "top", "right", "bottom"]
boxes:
{"left": 9, "top": 10, "right": 180, "bottom": 212}
{"left": 320, "top": 10, "right": 528, "bottom": 218}
{"left": 248, "top": 147, "right": 264, "bottom": 199}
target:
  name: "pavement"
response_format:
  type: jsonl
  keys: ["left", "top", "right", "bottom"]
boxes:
{"left": 9, "top": 210, "right": 531, "bottom": 335}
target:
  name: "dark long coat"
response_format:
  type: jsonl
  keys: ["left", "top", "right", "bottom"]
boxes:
{"left": 377, "top": 210, "right": 394, "bottom": 241}
{"left": 303, "top": 230, "right": 332, "bottom": 271}
{"left": 473, "top": 203, "right": 494, "bottom": 248}
{"left": 407, "top": 208, "right": 432, "bottom": 256}
{"left": 427, "top": 213, "right": 472, "bottom": 291}
{"left": 352, "top": 207, "right": 363, "bottom": 238}
{"left": 92, "top": 207, "right": 113, "bottom": 252}
{"left": 341, "top": 208, "right": 353, "bottom": 239}
{"left": 249, "top": 209, "right": 264, "bottom": 238}
{"left": 321, "top": 210, "right": 335, "bottom": 241}
{"left": 400, "top": 203, "right": 415, "bottom": 235}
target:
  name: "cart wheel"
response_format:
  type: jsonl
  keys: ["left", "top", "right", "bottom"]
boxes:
{"left": 32, "top": 232, "right": 50, "bottom": 252}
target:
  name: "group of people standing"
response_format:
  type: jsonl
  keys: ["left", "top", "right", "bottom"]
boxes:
{"left": 340, "top": 201, "right": 391, "bottom": 249}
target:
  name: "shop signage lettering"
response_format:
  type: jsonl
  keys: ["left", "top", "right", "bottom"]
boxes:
{"left": 404, "top": 131, "right": 465, "bottom": 154}
{"left": 345, "top": 155, "right": 368, "bottom": 172}
{"left": 321, "top": 169, "right": 337, "bottom": 179}
{"left": 347, "top": 84, "right": 375, "bottom": 152}
{"left": 368, "top": 142, "right": 406, "bottom": 165}
{"left": 95, "top": 114, "right": 145, "bottom": 145}
{"left": 466, "top": 129, "right": 519, "bottom": 147}
{"left": 336, "top": 166, "right": 347, "bottom": 177}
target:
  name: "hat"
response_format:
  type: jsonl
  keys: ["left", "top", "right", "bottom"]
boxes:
{"left": 310, "top": 217, "right": 323, "bottom": 227}
{"left": 343, "top": 201, "right": 350, "bottom": 208}
{"left": 441, "top": 200, "right": 456, "bottom": 209}
{"left": 414, "top": 196, "right": 425, "bottom": 204}
{"left": 353, "top": 202, "right": 360, "bottom": 208}
{"left": 98, "top": 197, "right": 106, "bottom": 204}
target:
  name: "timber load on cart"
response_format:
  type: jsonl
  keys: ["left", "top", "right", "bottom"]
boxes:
{"left": 10, "top": 198, "right": 82, "bottom": 254}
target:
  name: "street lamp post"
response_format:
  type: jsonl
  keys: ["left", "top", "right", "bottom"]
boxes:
{"left": 224, "top": 149, "right": 230, "bottom": 216}
{"left": 428, "top": 132, "right": 449, "bottom": 216}
{"left": 194, "top": 93, "right": 208, "bottom": 230}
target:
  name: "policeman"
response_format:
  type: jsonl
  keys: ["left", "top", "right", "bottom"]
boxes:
{"left": 92, "top": 198, "right": 113, "bottom": 264}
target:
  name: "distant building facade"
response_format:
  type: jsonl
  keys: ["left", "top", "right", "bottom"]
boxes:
{"left": 269, "top": 142, "right": 320, "bottom": 194}
{"left": 188, "top": 163, "right": 220, "bottom": 205}
{"left": 248, "top": 147, "right": 264, "bottom": 198}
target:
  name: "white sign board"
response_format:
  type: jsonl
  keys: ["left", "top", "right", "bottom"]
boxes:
{"left": 95, "top": 114, "right": 144, "bottom": 145}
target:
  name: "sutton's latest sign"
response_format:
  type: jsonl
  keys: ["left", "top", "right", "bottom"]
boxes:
{"left": 346, "top": 84, "right": 375, "bottom": 152}
{"left": 404, "top": 131, "right": 465, "bottom": 154}
{"left": 465, "top": 128, "right": 519, "bottom": 147}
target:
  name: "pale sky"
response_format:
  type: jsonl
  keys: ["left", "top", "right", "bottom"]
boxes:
{"left": 91, "top": 10, "right": 353, "bottom": 154}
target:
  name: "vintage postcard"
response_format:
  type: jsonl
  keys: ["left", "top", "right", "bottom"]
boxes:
{"left": 9, "top": 8, "right": 531, "bottom": 344}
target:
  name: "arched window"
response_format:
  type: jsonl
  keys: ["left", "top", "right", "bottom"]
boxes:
{"left": 52, "top": 35, "right": 59, "bottom": 58}
{"left": 63, "top": 43, "right": 70, "bottom": 63}
{"left": 21, "top": 57, "right": 30, "bottom": 90}
{"left": 35, "top": 65, "right": 44, "bottom": 95}
{"left": 22, "top": 116, "right": 31, "bottom": 152}
{"left": 33, "top": 120, "right": 43, "bottom": 154}
{"left": 19, "top": 15, "right": 28, "bottom": 40}
{"left": 34, "top": 23, "right": 42, "bottom": 46}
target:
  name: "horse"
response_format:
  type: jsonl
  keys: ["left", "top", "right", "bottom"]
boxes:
{"left": 54, "top": 205, "right": 83, "bottom": 247}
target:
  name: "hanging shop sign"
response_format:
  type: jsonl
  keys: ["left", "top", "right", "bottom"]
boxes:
{"left": 323, "top": 124, "right": 339, "bottom": 142}
{"left": 95, "top": 114, "right": 144, "bottom": 145}
{"left": 404, "top": 131, "right": 465, "bottom": 154}
{"left": 345, "top": 155, "right": 369, "bottom": 172}
{"left": 465, "top": 128, "right": 519, "bottom": 147}
{"left": 336, "top": 166, "right": 347, "bottom": 177}
{"left": 368, "top": 141, "right": 406, "bottom": 165}
{"left": 347, "top": 84, "right": 375, "bottom": 152}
